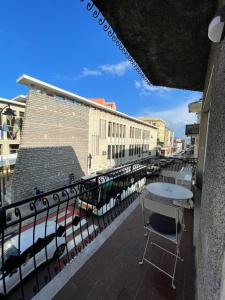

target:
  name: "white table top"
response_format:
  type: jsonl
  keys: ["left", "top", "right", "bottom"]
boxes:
{"left": 147, "top": 182, "right": 193, "bottom": 201}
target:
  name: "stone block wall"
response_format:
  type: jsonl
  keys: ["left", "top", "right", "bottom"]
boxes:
{"left": 196, "top": 3, "right": 225, "bottom": 298}
{"left": 12, "top": 91, "right": 89, "bottom": 202}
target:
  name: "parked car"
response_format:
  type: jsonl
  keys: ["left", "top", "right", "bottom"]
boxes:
{"left": 159, "top": 159, "right": 167, "bottom": 167}
{"left": 146, "top": 164, "right": 160, "bottom": 177}
{"left": 0, "top": 221, "right": 66, "bottom": 295}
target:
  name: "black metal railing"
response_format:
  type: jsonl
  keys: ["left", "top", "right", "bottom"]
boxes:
{"left": 0, "top": 168, "right": 12, "bottom": 208}
{"left": 0, "top": 156, "right": 195, "bottom": 299}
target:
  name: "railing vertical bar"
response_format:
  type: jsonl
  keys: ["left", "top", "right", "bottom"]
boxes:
{"left": 43, "top": 197, "right": 51, "bottom": 284}
{"left": 15, "top": 208, "right": 25, "bottom": 300}
{"left": 30, "top": 201, "right": 40, "bottom": 294}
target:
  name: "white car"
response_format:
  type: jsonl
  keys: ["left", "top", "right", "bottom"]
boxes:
{"left": 0, "top": 220, "right": 66, "bottom": 295}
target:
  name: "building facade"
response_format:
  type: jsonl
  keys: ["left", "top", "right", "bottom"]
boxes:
{"left": 173, "top": 138, "right": 185, "bottom": 154}
{"left": 185, "top": 100, "right": 202, "bottom": 158}
{"left": 139, "top": 117, "right": 166, "bottom": 144}
{"left": 88, "top": 108, "right": 157, "bottom": 173}
{"left": 161, "top": 127, "right": 174, "bottom": 156}
{"left": 11, "top": 75, "right": 157, "bottom": 201}
{"left": 138, "top": 117, "right": 174, "bottom": 156}
{"left": 0, "top": 96, "right": 26, "bottom": 166}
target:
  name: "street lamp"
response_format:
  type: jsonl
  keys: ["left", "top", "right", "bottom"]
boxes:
{"left": 0, "top": 105, "right": 16, "bottom": 121}
{"left": 88, "top": 153, "right": 92, "bottom": 169}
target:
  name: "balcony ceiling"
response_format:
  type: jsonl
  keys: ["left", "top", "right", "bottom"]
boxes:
{"left": 92, "top": 0, "right": 217, "bottom": 91}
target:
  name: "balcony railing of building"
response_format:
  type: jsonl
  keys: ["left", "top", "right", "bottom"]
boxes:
{"left": 0, "top": 118, "right": 23, "bottom": 141}
{"left": 185, "top": 124, "right": 200, "bottom": 136}
{"left": 0, "top": 156, "right": 196, "bottom": 299}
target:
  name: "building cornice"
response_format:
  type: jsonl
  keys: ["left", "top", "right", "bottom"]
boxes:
{"left": 0, "top": 97, "right": 26, "bottom": 107}
{"left": 17, "top": 74, "right": 157, "bottom": 130}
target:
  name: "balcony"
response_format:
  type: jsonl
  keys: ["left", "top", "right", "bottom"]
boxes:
{"left": 1, "top": 158, "right": 196, "bottom": 300}
{"left": 185, "top": 124, "right": 200, "bottom": 136}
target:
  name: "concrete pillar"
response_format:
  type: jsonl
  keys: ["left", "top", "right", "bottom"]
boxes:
{"left": 196, "top": 38, "right": 225, "bottom": 300}
{"left": 196, "top": 111, "right": 209, "bottom": 188}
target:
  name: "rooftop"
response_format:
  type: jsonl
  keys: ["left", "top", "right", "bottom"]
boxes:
{"left": 17, "top": 74, "right": 157, "bottom": 130}
{"left": 0, "top": 97, "right": 26, "bottom": 107}
{"left": 138, "top": 117, "right": 166, "bottom": 124}
{"left": 90, "top": 98, "right": 117, "bottom": 110}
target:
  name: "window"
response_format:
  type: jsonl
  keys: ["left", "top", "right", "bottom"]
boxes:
{"left": 119, "top": 145, "right": 122, "bottom": 158}
{"left": 113, "top": 123, "right": 116, "bottom": 137}
{"left": 116, "top": 145, "right": 119, "bottom": 158}
{"left": 108, "top": 122, "right": 112, "bottom": 137}
{"left": 10, "top": 144, "right": 19, "bottom": 154}
{"left": 123, "top": 125, "right": 126, "bottom": 138}
{"left": 6, "top": 116, "right": 16, "bottom": 139}
{"left": 116, "top": 123, "right": 119, "bottom": 137}
{"left": 130, "top": 126, "right": 134, "bottom": 139}
{"left": 120, "top": 124, "right": 122, "bottom": 138}
{"left": 112, "top": 145, "right": 115, "bottom": 158}
{"left": 143, "top": 130, "right": 150, "bottom": 140}
{"left": 91, "top": 134, "right": 99, "bottom": 156}
{"left": 123, "top": 145, "right": 125, "bottom": 157}
{"left": 107, "top": 145, "right": 111, "bottom": 159}
{"left": 19, "top": 111, "right": 25, "bottom": 118}
{"left": 99, "top": 119, "right": 106, "bottom": 139}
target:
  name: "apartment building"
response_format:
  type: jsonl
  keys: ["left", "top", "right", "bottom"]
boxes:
{"left": 11, "top": 75, "right": 157, "bottom": 201}
{"left": 162, "top": 127, "right": 174, "bottom": 156}
{"left": 90, "top": 98, "right": 117, "bottom": 110}
{"left": 139, "top": 117, "right": 166, "bottom": 144}
{"left": 88, "top": 108, "right": 157, "bottom": 173}
{"left": 138, "top": 117, "right": 175, "bottom": 156}
{"left": 174, "top": 138, "right": 185, "bottom": 154}
{"left": 0, "top": 96, "right": 26, "bottom": 167}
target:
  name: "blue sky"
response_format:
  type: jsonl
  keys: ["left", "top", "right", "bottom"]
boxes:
{"left": 0, "top": 0, "right": 202, "bottom": 137}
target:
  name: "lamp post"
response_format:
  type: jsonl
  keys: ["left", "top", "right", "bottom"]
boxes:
{"left": 88, "top": 153, "right": 92, "bottom": 170}
{"left": 0, "top": 105, "right": 16, "bottom": 140}
{"left": 0, "top": 105, "right": 16, "bottom": 121}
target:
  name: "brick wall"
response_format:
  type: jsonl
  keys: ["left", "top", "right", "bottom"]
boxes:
{"left": 12, "top": 91, "right": 89, "bottom": 202}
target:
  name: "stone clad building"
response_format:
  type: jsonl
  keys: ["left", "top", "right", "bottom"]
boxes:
{"left": 11, "top": 75, "right": 157, "bottom": 202}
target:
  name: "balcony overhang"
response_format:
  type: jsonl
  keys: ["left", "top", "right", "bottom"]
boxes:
{"left": 188, "top": 100, "right": 202, "bottom": 113}
{"left": 186, "top": 124, "right": 200, "bottom": 136}
{"left": 92, "top": 0, "right": 217, "bottom": 91}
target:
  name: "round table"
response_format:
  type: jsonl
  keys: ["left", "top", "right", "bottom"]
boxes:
{"left": 146, "top": 183, "right": 193, "bottom": 234}
{"left": 146, "top": 182, "right": 193, "bottom": 203}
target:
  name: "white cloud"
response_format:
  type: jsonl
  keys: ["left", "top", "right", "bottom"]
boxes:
{"left": 100, "top": 61, "right": 132, "bottom": 76}
{"left": 134, "top": 79, "right": 171, "bottom": 96}
{"left": 80, "top": 67, "right": 102, "bottom": 77}
{"left": 54, "top": 61, "right": 132, "bottom": 82}
{"left": 138, "top": 96, "right": 201, "bottom": 137}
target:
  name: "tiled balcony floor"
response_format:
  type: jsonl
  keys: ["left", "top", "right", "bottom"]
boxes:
{"left": 54, "top": 204, "right": 195, "bottom": 300}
